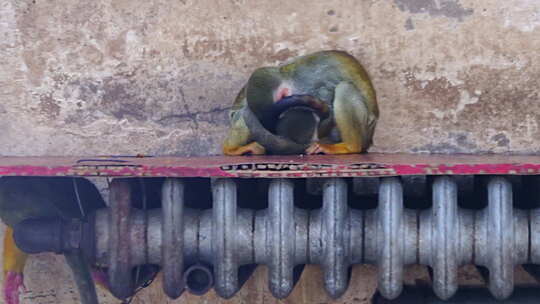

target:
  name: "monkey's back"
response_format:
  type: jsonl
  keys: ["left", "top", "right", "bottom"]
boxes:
{"left": 280, "top": 50, "right": 378, "bottom": 118}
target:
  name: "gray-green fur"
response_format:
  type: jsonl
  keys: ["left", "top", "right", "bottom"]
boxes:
{"left": 223, "top": 50, "right": 378, "bottom": 155}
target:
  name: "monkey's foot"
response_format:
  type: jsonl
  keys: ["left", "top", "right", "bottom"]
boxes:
{"left": 223, "top": 142, "right": 266, "bottom": 156}
{"left": 306, "top": 142, "right": 360, "bottom": 155}
{"left": 4, "top": 271, "right": 24, "bottom": 304}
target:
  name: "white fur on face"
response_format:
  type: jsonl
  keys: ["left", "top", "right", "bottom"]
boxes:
{"left": 273, "top": 82, "right": 296, "bottom": 102}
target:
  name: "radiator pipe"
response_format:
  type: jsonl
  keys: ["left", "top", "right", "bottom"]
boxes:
{"left": 183, "top": 264, "right": 214, "bottom": 295}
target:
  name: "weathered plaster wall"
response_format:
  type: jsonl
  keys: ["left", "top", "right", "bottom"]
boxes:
{"left": 1, "top": 0, "right": 539, "bottom": 303}
{"left": 1, "top": 0, "right": 539, "bottom": 156}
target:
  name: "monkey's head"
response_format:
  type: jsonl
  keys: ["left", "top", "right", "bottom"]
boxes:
{"left": 246, "top": 67, "right": 294, "bottom": 127}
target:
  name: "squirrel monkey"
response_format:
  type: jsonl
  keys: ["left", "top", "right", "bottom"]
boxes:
{"left": 0, "top": 177, "right": 159, "bottom": 304}
{"left": 223, "top": 50, "right": 378, "bottom": 155}
{"left": 0, "top": 177, "right": 106, "bottom": 304}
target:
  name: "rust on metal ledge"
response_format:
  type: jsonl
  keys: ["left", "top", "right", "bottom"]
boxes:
{"left": 1, "top": 154, "right": 540, "bottom": 178}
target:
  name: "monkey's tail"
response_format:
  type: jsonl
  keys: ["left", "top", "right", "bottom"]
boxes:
{"left": 242, "top": 108, "right": 308, "bottom": 154}
{"left": 270, "top": 95, "right": 330, "bottom": 122}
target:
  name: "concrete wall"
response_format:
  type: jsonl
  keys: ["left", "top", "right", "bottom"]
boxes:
{"left": 0, "top": 0, "right": 539, "bottom": 303}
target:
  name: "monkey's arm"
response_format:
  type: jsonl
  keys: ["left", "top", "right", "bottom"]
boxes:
{"left": 222, "top": 105, "right": 308, "bottom": 155}
{"left": 223, "top": 86, "right": 309, "bottom": 155}
{"left": 223, "top": 87, "right": 266, "bottom": 155}
{"left": 307, "top": 81, "right": 376, "bottom": 154}
{"left": 222, "top": 108, "right": 266, "bottom": 155}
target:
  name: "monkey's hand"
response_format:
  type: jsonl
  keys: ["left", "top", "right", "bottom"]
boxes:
{"left": 223, "top": 141, "right": 266, "bottom": 156}
{"left": 305, "top": 142, "right": 361, "bottom": 155}
{"left": 223, "top": 107, "right": 267, "bottom": 155}
{"left": 222, "top": 109, "right": 266, "bottom": 155}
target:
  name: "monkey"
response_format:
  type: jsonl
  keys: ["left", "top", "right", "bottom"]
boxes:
{"left": 0, "top": 177, "right": 159, "bottom": 304}
{"left": 222, "top": 50, "right": 378, "bottom": 155}
{"left": 0, "top": 177, "right": 106, "bottom": 304}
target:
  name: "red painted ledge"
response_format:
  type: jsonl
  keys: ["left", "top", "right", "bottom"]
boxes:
{"left": 0, "top": 154, "right": 540, "bottom": 178}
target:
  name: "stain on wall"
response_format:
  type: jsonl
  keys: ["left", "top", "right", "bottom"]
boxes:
{"left": 394, "top": 0, "right": 473, "bottom": 20}
{"left": 0, "top": 0, "right": 540, "bottom": 303}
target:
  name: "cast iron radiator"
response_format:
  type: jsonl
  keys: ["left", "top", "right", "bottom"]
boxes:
{"left": 13, "top": 175, "right": 540, "bottom": 301}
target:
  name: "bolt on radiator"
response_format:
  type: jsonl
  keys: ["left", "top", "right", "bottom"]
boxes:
{"left": 13, "top": 176, "right": 540, "bottom": 301}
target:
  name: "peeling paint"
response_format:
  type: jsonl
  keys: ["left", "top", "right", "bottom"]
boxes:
{"left": 491, "top": 133, "right": 510, "bottom": 147}
{"left": 404, "top": 17, "right": 415, "bottom": 30}
{"left": 412, "top": 132, "right": 479, "bottom": 153}
{"left": 502, "top": 0, "right": 540, "bottom": 32}
{"left": 37, "top": 93, "right": 62, "bottom": 120}
{"left": 394, "top": 0, "right": 473, "bottom": 20}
